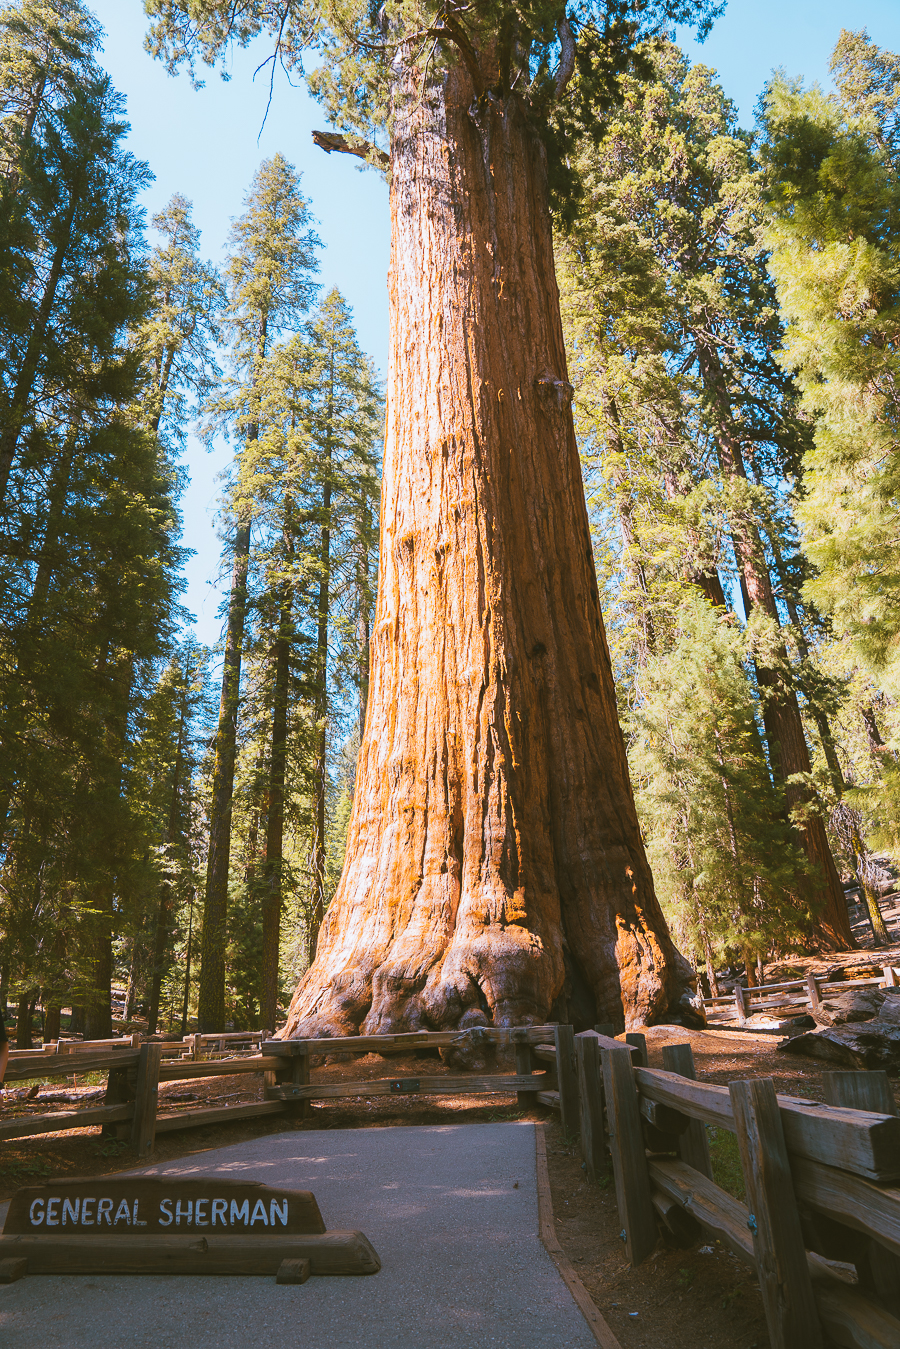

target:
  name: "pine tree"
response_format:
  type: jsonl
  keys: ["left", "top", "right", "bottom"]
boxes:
{"left": 197, "top": 155, "right": 319, "bottom": 1031}
{"left": 630, "top": 596, "right": 814, "bottom": 982}
{"left": 560, "top": 43, "right": 855, "bottom": 951}
{"left": 241, "top": 288, "right": 382, "bottom": 1030}
{"left": 761, "top": 33, "right": 900, "bottom": 679}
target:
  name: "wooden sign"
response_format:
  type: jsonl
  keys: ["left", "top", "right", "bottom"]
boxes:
{"left": 4, "top": 1178, "right": 325, "bottom": 1236}
{"left": 0, "top": 1176, "right": 381, "bottom": 1279}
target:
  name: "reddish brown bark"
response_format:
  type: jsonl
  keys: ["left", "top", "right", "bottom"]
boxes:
{"left": 283, "top": 62, "right": 700, "bottom": 1039}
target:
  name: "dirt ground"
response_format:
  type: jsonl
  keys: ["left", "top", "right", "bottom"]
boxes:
{"left": 3, "top": 1026, "right": 895, "bottom": 1347}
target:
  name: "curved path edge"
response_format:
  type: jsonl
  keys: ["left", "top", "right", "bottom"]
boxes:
{"left": 534, "top": 1123, "right": 623, "bottom": 1349}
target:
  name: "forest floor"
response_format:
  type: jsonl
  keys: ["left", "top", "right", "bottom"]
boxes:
{"left": 5, "top": 1024, "right": 897, "bottom": 1347}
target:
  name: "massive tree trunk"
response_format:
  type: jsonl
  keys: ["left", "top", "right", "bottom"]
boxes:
{"left": 283, "top": 62, "right": 699, "bottom": 1039}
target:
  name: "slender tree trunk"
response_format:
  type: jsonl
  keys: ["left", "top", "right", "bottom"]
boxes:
{"left": 180, "top": 889, "right": 195, "bottom": 1036}
{"left": 308, "top": 364, "right": 334, "bottom": 964}
{"left": 43, "top": 1001, "right": 61, "bottom": 1042}
{"left": 283, "top": 62, "right": 699, "bottom": 1038}
{"left": 0, "top": 194, "right": 79, "bottom": 504}
{"left": 84, "top": 658, "right": 133, "bottom": 1041}
{"left": 600, "top": 386, "right": 655, "bottom": 658}
{"left": 147, "top": 711, "right": 187, "bottom": 1034}
{"left": 197, "top": 515, "right": 252, "bottom": 1031}
{"left": 697, "top": 346, "right": 854, "bottom": 951}
{"left": 15, "top": 990, "right": 35, "bottom": 1049}
{"left": 0, "top": 429, "right": 80, "bottom": 844}
{"left": 260, "top": 585, "right": 292, "bottom": 1029}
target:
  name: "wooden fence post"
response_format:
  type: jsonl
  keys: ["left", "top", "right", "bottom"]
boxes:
{"left": 594, "top": 1023, "right": 616, "bottom": 1038}
{"left": 661, "top": 1043, "right": 712, "bottom": 1179}
{"left": 624, "top": 1033, "right": 647, "bottom": 1067}
{"left": 734, "top": 984, "right": 747, "bottom": 1023}
{"left": 130, "top": 1043, "right": 162, "bottom": 1157}
{"left": 554, "top": 1025, "right": 579, "bottom": 1140}
{"left": 806, "top": 972, "right": 821, "bottom": 1015}
{"left": 601, "top": 1042, "right": 657, "bottom": 1265}
{"left": 575, "top": 1032, "right": 606, "bottom": 1182}
{"left": 883, "top": 966, "right": 898, "bottom": 989}
{"left": 730, "top": 1077, "right": 823, "bottom": 1349}
{"left": 286, "top": 1049, "right": 311, "bottom": 1120}
{"left": 823, "top": 1070, "right": 898, "bottom": 1116}
{"left": 514, "top": 1034, "right": 535, "bottom": 1108}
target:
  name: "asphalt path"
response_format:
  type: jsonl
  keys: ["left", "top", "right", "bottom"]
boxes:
{"left": 0, "top": 1122, "right": 597, "bottom": 1348}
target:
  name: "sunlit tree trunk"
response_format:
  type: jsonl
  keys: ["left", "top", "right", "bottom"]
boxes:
{"left": 283, "top": 62, "right": 699, "bottom": 1039}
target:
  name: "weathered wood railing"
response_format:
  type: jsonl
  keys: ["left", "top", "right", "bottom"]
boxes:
{"left": 2, "top": 1025, "right": 559, "bottom": 1157}
{"left": 532, "top": 1028, "right": 900, "bottom": 1348}
{"left": 702, "top": 966, "right": 900, "bottom": 1024}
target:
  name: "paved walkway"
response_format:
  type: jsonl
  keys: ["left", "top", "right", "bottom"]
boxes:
{"left": 0, "top": 1122, "right": 597, "bottom": 1349}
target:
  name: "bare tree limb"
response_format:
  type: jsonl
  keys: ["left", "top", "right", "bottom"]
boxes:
{"left": 312, "top": 130, "right": 390, "bottom": 171}
{"left": 553, "top": 14, "right": 576, "bottom": 99}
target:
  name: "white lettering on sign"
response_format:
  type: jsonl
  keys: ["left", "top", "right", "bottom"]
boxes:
{"left": 24, "top": 1192, "right": 296, "bottom": 1231}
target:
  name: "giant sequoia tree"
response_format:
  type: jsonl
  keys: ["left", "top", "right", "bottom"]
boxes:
{"left": 147, "top": 0, "right": 721, "bottom": 1034}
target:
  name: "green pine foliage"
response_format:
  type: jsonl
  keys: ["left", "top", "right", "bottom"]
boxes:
{"left": 630, "top": 596, "right": 813, "bottom": 975}
{"left": 761, "top": 32, "right": 900, "bottom": 677}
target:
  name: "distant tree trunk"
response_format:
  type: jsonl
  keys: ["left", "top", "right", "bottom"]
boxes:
{"left": 600, "top": 385, "right": 655, "bottom": 660}
{"left": 0, "top": 193, "right": 79, "bottom": 504}
{"left": 697, "top": 346, "right": 855, "bottom": 952}
{"left": 147, "top": 707, "right": 187, "bottom": 1035}
{"left": 197, "top": 514, "right": 252, "bottom": 1031}
{"left": 15, "top": 990, "right": 34, "bottom": 1048}
{"left": 283, "top": 61, "right": 698, "bottom": 1038}
{"left": 260, "top": 583, "right": 292, "bottom": 1029}
{"left": 180, "top": 888, "right": 195, "bottom": 1036}
{"left": 43, "top": 1001, "right": 61, "bottom": 1042}
{"left": 307, "top": 363, "right": 335, "bottom": 965}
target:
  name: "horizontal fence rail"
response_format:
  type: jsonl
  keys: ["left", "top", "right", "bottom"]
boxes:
{"left": 703, "top": 966, "right": 900, "bottom": 1024}
{"left": 1, "top": 1025, "right": 561, "bottom": 1151}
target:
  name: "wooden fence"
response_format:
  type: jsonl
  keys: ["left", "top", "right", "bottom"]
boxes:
{"left": 702, "top": 966, "right": 900, "bottom": 1026}
{"left": 2, "top": 1025, "right": 558, "bottom": 1157}
{"left": 10, "top": 1021, "right": 900, "bottom": 1343}
{"left": 527, "top": 1026, "right": 900, "bottom": 1349}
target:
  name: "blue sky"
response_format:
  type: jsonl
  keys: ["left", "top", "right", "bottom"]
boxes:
{"left": 90, "top": 0, "right": 900, "bottom": 647}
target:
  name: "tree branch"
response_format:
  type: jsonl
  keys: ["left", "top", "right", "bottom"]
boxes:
{"left": 312, "top": 131, "right": 390, "bottom": 171}
{"left": 553, "top": 14, "right": 576, "bottom": 100}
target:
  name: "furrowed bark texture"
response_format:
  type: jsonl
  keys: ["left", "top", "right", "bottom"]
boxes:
{"left": 283, "top": 67, "right": 698, "bottom": 1039}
